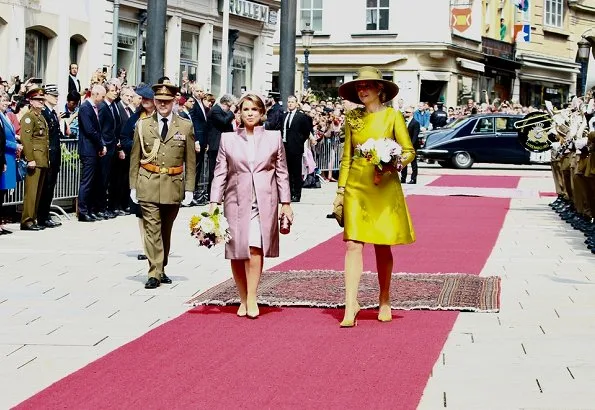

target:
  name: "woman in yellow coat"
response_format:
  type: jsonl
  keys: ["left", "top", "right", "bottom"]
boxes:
{"left": 335, "top": 66, "right": 416, "bottom": 327}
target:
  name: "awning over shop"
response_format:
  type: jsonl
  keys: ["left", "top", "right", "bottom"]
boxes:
{"left": 272, "top": 54, "right": 408, "bottom": 72}
{"left": 419, "top": 71, "right": 451, "bottom": 81}
{"left": 456, "top": 57, "right": 485, "bottom": 73}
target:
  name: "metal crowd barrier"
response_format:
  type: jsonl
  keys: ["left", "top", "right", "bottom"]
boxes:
{"left": 2, "top": 138, "right": 212, "bottom": 208}
{"left": 2, "top": 137, "right": 339, "bottom": 208}
{"left": 312, "top": 137, "right": 343, "bottom": 172}
{"left": 2, "top": 139, "right": 81, "bottom": 207}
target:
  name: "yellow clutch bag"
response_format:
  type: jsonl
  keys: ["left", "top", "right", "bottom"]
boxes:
{"left": 332, "top": 192, "right": 344, "bottom": 227}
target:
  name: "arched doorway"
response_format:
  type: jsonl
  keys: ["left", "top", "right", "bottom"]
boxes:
{"left": 24, "top": 28, "right": 50, "bottom": 80}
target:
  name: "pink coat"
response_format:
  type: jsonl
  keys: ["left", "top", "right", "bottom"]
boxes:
{"left": 210, "top": 126, "right": 291, "bottom": 259}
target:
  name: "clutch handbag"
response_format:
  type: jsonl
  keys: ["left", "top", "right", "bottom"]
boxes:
{"left": 280, "top": 213, "right": 291, "bottom": 235}
{"left": 332, "top": 193, "right": 344, "bottom": 228}
{"left": 16, "top": 158, "right": 28, "bottom": 182}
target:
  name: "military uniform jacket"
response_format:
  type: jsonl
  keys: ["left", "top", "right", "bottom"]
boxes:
{"left": 41, "top": 106, "right": 64, "bottom": 163}
{"left": 20, "top": 110, "right": 49, "bottom": 168}
{"left": 129, "top": 113, "right": 196, "bottom": 204}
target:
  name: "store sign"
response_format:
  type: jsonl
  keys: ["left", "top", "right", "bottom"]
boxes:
{"left": 229, "top": 0, "right": 269, "bottom": 23}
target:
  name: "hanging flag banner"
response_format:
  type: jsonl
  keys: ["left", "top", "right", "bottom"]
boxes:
{"left": 514, "top": 24, "right": 531, "bottom": 42}
{"left": 450, "top": 0, "right": 481, "bottom": 41}
{"left": 514, "top": 0, "right": 531, "bottom": 43}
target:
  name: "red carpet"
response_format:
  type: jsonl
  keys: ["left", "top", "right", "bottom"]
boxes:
{"left": 428, "top": 175, "right": 521, "bottom": 188}
{"left": 539, "top": 191, "right": 557, "bottom": 197}
{"left": 16, "top": 196, "right": 512, "bottom": 410}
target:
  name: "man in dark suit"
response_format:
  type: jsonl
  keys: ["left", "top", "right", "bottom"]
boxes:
{"left": 68, "top": 63, "right": 81, "bottom": 96}
{"left": 37, "top": 84, "right": 64, "bottom": 228}
{"left": 282, "top": 95, "right": 313, "bottom": 202}
{"left": 401, "top": 106, "right": 420, "bottom": 184}
{"left": 112, "top": 85, "right": 134, "bottom": 213}
{"left": 97, "top": 81, "right": 122, "bottom": 218}
{"left": 77, "top": 84, "right": 106, "bottom": 221}
{"left": 206, "top": 94, "right": 235, "bottom": 197}
{"left": 189, "top": 83, "right": 209, "bottom": 204}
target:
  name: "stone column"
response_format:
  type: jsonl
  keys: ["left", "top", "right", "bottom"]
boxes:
{"left": 197, "top": 23, "right": 213, "bottom": 92}
{"left": 165, "top": 14, "right": 182, "bottom": 84}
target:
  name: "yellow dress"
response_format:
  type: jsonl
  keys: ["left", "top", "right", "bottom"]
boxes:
{"left": 338, "top": 107, "right": 416, "bottom": 245}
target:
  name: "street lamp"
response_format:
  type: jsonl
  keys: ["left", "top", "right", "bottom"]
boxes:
{"left": 578, "top": 37, "right": 591, "bottom": 61}
{"left": 577, "top": 30, "right": 595, "bottom": 96}
{"left": 301, "top": 22, "right": 314, "bottom": 91}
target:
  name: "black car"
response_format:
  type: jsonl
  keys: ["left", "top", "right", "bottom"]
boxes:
{"left": 416, "top": 113, "right": 538, "bottom": 168}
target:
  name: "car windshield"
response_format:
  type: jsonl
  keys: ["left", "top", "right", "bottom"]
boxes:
{"left": 445, "top": 117, "right": 467, "bottom": 128}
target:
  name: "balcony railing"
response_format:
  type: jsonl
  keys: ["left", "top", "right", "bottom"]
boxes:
{"left": 481, "top": 37, "right": 516, "bottom": 61}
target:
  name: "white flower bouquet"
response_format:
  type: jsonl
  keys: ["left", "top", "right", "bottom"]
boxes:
{"left": 353, "top": 138, "right": 403, "bottom": 184}
{"left": 189, "top": 208, "right": 231, "bottom": 248}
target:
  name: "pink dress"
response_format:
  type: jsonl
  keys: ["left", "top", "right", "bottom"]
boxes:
{"left": 210, "top": 126, "right": 291, "bottom": 259}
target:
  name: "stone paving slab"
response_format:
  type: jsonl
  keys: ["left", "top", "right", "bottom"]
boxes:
{"left": 418, "top": 171, "right": 595, "bottom": 410}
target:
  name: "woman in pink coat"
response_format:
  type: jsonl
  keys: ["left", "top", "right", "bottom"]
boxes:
{"left": 210, "top": 93, "right": 293, "bottom": 319}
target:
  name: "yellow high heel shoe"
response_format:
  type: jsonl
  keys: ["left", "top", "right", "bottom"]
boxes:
{"left": 340, "top": 306, "right": 361, "bottom": 328}
{"left": 377, "top": 304, "right": 392, "bottom": 322}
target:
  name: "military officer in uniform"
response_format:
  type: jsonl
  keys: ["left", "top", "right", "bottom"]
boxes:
{"left": 129, "top": 83, "right": 196, "bottom": 289}
{"left": 20, "top": 88, "right": 50, "bottom": 231}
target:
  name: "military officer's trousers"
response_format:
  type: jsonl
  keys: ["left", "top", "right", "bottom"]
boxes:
{"left": 140, "top": 202, "right": 180, "bottom": 279}
{"left": 551, "top": 160, "right": 566, "bottom": 198}
{"left": 21, "top": 167, "right": 48, "bottom": 226}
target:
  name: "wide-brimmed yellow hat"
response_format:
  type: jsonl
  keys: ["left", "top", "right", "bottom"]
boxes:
{"left": 338, "top": 66, "right": 399, "bottom": 104}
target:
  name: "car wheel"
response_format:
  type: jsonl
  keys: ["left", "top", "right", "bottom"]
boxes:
{"left": 451, "top": 151, "right": 474, "bottom": 169}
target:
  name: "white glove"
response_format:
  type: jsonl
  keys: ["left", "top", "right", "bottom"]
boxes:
{"left": 130, "top": 189, "right": 138, "bottom": 204}
{"left": 181, "top": 191, "right": 193, "bottom": 206}
{"left": 575, "top": 137, "right": 588, "bottom": 150}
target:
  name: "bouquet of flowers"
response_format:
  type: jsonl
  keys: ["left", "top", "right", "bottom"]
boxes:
{"left": 354, "top": 138, "right": 403, "bottom": 184}
{"left": 189, "top": 208, "right": 231, "bottom": 248}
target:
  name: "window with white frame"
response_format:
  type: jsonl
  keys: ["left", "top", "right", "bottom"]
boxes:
{"left": 300, "top": 0, "right": 322, "bottom": 32}
{"left": 366, "top": 0, "right": 389, "bottom": 31}
{"left": 544, "top": 0, "right": 563, "bottom": 28}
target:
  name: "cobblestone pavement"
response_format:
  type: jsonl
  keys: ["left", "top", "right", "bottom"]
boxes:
{"left": 2, "top": 164, "right": 594, "bottom": 409}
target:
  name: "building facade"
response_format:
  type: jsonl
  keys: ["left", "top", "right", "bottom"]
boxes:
{"left": 115, "top": 0, "right": 279, "bottom": 97}
{"left": 273, "top": 0, "right": 595, "bottom": 109}
{"left": 272, "top": 0, "right": 493, "bottom": 107}
{"left": 0, "top": 0, "right": 110, "bottom": 100}
{"left": 0, "top": 0, "right": 280, "bottom": 101}
{"left": 512, "top": 0, "right": 595, "bottom": 108}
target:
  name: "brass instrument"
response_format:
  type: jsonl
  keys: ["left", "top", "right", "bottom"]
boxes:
{"left": 513, "top": 111, "right": 560, "bottom": 132}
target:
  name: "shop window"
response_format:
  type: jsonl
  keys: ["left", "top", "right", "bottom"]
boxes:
{"left": 24, "top": 29, "right": 48, "bottom": 80}
{"left": 366, "top": 0, "right": 389, "bottom": 31}
{"left": 212, "top": 39, "right": 222, "bottom": 97}
{"left": 458, "top": 75, "right": 478, "bottom": 106}
{"left": 180, "top": 31, "right": 199, "bottom": 88}
{"left": 231, "top": 45, "right": 253, "bottom": 97}
{"left": 181, "top": 31, "right": 199, "bottom": 61}
{"left": 300, "top": 0, "right": 323, "bottom": 32}
{"left": 544, "top": 0, "right": 563, "bottom": 28}
{"left": 117, "top": 21, "right": 138, "bottom": 85}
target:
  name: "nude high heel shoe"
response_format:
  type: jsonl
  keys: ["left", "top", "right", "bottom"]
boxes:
{"left": 377, "top": 304, "right": 392, "bottom": 322}
{"left": 340, "top": 305, "right": 361, "bottom": 328}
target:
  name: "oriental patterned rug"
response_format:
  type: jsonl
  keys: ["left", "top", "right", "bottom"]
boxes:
{"left": 185, "top": 270, "right": 501, "bottom": 312}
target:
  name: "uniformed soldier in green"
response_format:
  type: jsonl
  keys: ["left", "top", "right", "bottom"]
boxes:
{"left": 20, "top": 88, "right": 50, "bottom": 231}
{"left": 129, "top": 83, "right": 196, "bottom": 289}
